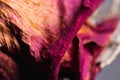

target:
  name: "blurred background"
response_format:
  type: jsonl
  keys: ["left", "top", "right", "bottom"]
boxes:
{"left": 89, "top": 0, "right": 120, "bottom": 79}
{"left": 95, "top": 54, "right": 120, "bottom": 80}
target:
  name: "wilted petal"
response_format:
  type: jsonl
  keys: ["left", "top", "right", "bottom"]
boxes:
{"left": 77, "top": 18, "right": 119, "bottom": 80}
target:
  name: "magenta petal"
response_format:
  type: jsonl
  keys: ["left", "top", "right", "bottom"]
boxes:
{"left": 0, "top": 0, "right": 103, "bottom": 80}
{"left": 49, "top": 0, "right": 103, "bottom": 79}
{"left": 77, "top": 18, "right": 119, "bottom": 80}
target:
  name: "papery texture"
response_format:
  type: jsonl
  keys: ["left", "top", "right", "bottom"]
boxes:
{"left": 49, "top": 0, "right": 103, "bottom": 79}
{"left": 60, "top": 18, "right": 119, "bottom": 80}
{"left": 78, "top": 18, "right": 119, "bottom": 80}
{"left": 0, "top": 0, "right": 103, "bottom": 80}
{"left": 89, "top": 0, "right": 120, "bottom": 68}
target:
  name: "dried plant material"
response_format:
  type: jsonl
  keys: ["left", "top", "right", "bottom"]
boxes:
{"left": 0, "top": 0, "right": 106, "bottom": 80}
